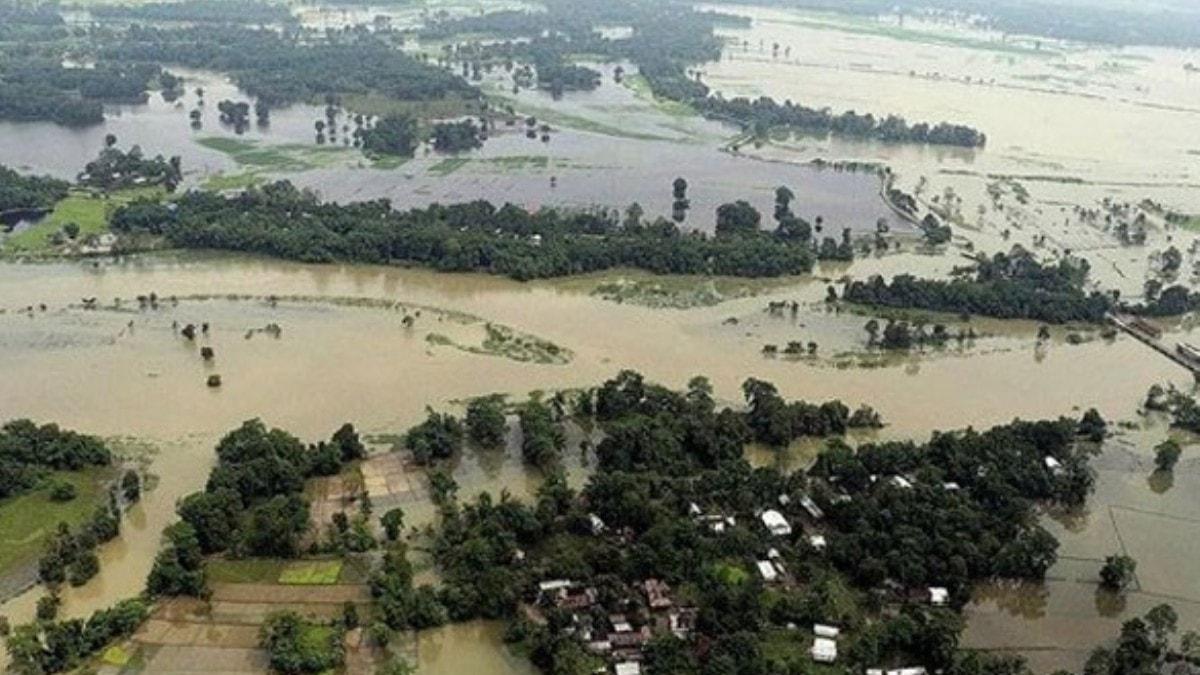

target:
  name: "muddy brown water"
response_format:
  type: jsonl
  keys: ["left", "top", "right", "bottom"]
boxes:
{"left": 0, "top": 253, "right": 1194, "bottom": 671}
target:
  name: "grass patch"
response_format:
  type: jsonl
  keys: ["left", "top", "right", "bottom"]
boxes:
{"left": 338, "top": 93, "right": 478, "bottom": 120}
{"left": 278, "top": 559, "right": 343, "bottom": 585}
{"left": 427, "top": 325, "right": 573, "bottom": 364}
{"left": 478, "top": 155, "right": 551, "bottom": 171}
{"left": 338, "top": 555, "right": 373, "bottom": 584}
{"left": 1173, "top": 215, "right": 1200, "bottom": 232}
{"left": 101, "top": 645, "right": 132, "bottom": 666}
{"left": 196, "top": 137, "right": 352, "bottom": 172}
{"left": 768, "top": 11, "right": 1053, "bottom": 57}
{"left": 206, "top": 558, "right": 286, "bottom": 584}
{"left": 427, "top": 157, "right": 471, "bottom": 176}
{"left": 486, "top": 93, "right": 671, "bottom": 141}
{"left": 575, "top": 271, "right": 795, "bottom": 309}
{"left": 0, "top": 468, "right": 114, "bottom": 578}
{"left": 622, "top": 75, "right": 697, "bottom": 119}
{"left": 202, "top": 171, "right": 267, "bottom": 192}
{"left": 711, "top": 561, "right": 749, "bottom": 585}
{"left": 3, "top": 187, "right": 160, "bottom": 255}
{"left": 368, "top": 154, "right": 411, "bottom": 170}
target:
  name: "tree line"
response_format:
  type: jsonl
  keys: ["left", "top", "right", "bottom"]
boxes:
{"left": 0, "top": 58, "right": 170, "bottom": 126}
{"left": 842, "top": 247, "right": 1112, "bottom": 323}
{"left": 100, "top": 24, "right": 478, "bottom": 108}
{"left": 110, "top": 181, "right": 820, "bottom": 280}
{"left": 0, "top": 164, "right": 69, "bottom": 213}
{"left": 89, "top": 0, "right": 293, "bottom": 24}
{"left": 0, "top": 419, "right": 111, "bottom": 500}
{"left": 419, "top": 0, "right": 985, "bottom": 148}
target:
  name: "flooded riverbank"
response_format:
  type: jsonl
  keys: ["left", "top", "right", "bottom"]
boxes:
{"left": 0, "top": 253, "right": 1193, "bottom": 673}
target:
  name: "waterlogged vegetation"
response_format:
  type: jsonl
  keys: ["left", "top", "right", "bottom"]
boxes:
{"left": 2, "top": 0, "right": 1200, "bottom": 673}
{"left": 109, "top": 181, "right": 822, "bottom": 279}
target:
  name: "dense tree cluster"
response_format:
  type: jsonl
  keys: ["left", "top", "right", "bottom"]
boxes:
{"left": 844, "top": 248, "right": 1112, "bottom": 323}
{"left": 1126, "top": 283, "right": 1200, "bottom": 317}
{"left": 1084, "top": 605, "right": 1196, "bottom": 675}
{"left": 0, "top": 164, "right": 69, "bottom": 212}
{"left": 89, "top": 0, "right": 292, "bottom": 24}
{"left": 519, "top": 399, "right": 566, "bottom": 470}
{"left": 37, "top": 504, "right": 121, "bottom": 588}
{"left": 360, "top": 114, "right": 419, "bottom": 157}
{"left": 110, "top": 182, "right": 817, "bottom": 280}
{"left": 4, "top": 598, "right": 149, "bottom": 674}
{"left": 0, "top": 419, "right": 111, "bottom": 499}
{"left": 812, "top": 415, "right": 1097, "bottom": 594}
{"left": 101, "top": 25, "right": 478, "bottom": 107}
{"left": 694, "top": 93, "right": 986, "bottom": 147}
{"left": 1146, "top": 385, "right": 1200, "bottom": 435}
{"left": 465, "top": 395, "right": 508, "bottom": 449}
{"left": 259, "top": 611, "right": 346, "bottom": 674}
{"left": 80, "top": 144, "right": 182, "bottom": 191}
{"left": 431, "top": 119, "right": 484, "bottom": 153}
{"left": 416, "top": 370, "right": 1096, "bottom": 675}
{"left": 405, "top": 409, "right": 465, "bottom": 464}
{"left": 0, "top": 56, "right": 170, "bottom": 125}
{"left": 161, "top": 419, "right": 363, "bottom": 574}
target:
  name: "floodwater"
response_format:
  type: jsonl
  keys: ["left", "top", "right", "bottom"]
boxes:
{"left": 699, "top": 4, "right": 1200, "bottom": 296}
{"left": 963, "top": 422, "right": 1200, "bottom": 672}
{"left": 292, "top": 61, "right": 898, "bottom": 233}
{"left": 403, "top": 621, "right": 535, "bottom": 675}
{"left": 2, "top": 5, "right": 1200, "bottom": 671}
{"left": 0, "top": 68, "right": 327, "bottom": 181}
{"left": 0, "top": 253, "right": 1193, "bottom": 673}
{"left": 0, "top": 62, "right": 895, "bottom": 233}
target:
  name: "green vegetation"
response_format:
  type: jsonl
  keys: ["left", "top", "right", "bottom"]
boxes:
{"left": 427, "top": 157, "right": 471, "bottom": 176}
{"left": 101, "top": 24, "right": 477, "bottom": 108}
{"left": 1153, "top": 439, "right": 1183, "bottom": 472}
{"left": 206, "top": 557, "right": 287, "bottom": 584}
{"left": 0, "top": 469, "right": 112, "bottom": 578}
{"left": 412, "top": 370, "right": 1096, "bottom": 674}
{"left": 1085, "top": 605, "right": 1192, "bottom": 675}
{"left": 361, "top": 114, "right": 420, "bottom": 158}
{"left": 1099, "top": 554, "right": 1137, "bottom": 591}
{"left": 260, "top": 611, "right": 345, "bottom": 674}
{"left": 3, "top": 187, "right": 162, "bottom": 255}
{"left": 110, "top": 181, "right": 819, "bottom": 280}
{"left": 80, "top": 144, "right": 181, "bottom": 191}
{"left": 0, "top": 57, "right": 165, "bottom": 126}
{"left": 89, "top": 0, "right": 291, "bottom": 24}
{"left": 278, "top": 559, "right": 343, "bottom": 585}
{"left": 843, "top": 247, "right": 1113, "bottom": 324}
{"left": 0, "top": 165, "right": 69, "bottom": 212}
{"left": 4, "top": 598, "right": 150, "bottom": 674}
{"left": 196, "top": 137, "right": 352, "bottom": 172}
{"left": 465, "top": 395, "right": 508, "bottom": 449}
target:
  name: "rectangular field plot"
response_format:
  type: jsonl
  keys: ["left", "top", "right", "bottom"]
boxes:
{"left": 278, "top": 560, "right": 343, "bottom": 585}
{"left": 1110, "top": 506, "right": 1200, "bottom": 601}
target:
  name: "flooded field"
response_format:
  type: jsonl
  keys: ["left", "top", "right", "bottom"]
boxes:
{"left": 0, "top": 253, "right": 1194, "bottom": 670}
{"left": 0, "top": 62, "right": 895, "bottom": 234}
{"left": 3, "top": 2, "right": 1200, "bottom": 671}
{"left": 701, "top": 5, "right": 1200, "bottom": 295}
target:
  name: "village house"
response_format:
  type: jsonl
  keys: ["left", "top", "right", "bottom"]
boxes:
{"left": 537, "top": 579, "right": 597, "bottom": 611}
{"left": 760, "top": 509, "right": 792, "bottom": 536}
{"left": 642, "top": 579, "right": 672, "bottom": 610}
{"left": 811, "top": 624, "right": 840, "bottom": 663}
